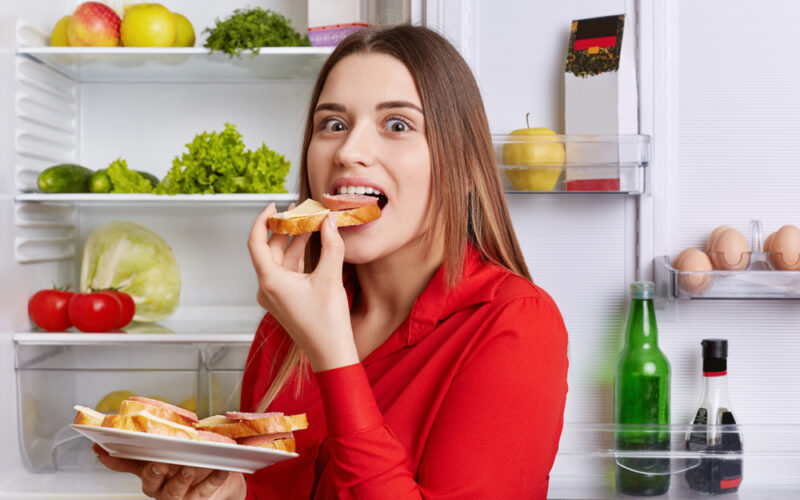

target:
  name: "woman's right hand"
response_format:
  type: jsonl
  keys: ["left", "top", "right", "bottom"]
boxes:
{"left": 93, "top": 444, "right": 246, "bottom": 500}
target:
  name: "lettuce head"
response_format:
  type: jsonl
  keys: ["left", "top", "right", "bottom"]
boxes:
{"left": 80, "top": 221, "right": 181, "bottom": 322}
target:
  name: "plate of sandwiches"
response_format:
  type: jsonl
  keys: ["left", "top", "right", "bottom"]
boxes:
{"left": 71, "top": 396, "right": 308, "bottom": 473}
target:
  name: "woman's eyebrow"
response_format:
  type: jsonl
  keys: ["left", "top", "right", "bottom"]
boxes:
{"left": 376, "top": 101, "right": 423, "bottom": 114}
{"left": 314, "top": 102, "right": 347, "bottom": 113}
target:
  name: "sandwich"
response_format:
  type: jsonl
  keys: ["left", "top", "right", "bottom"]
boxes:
{"left": 195, "top": 411, "right": 308, "bottom": 452}
{"left": 267, "top": 193, "right": 381, "bottom": 235}
{"left": 73, "top": 397, "right": 307, "bottom": 451}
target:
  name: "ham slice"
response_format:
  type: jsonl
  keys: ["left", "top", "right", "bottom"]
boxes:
{"left": 225, "top": 411, "right": 284, "bottom": 421}
{"left": 196, "top": 430, "right": 237, "bottom": 444}
{"left": 321, "top": 193, "right": 378, "bottom": 211}
{"left": 128, "top": 396, "right": 198, "bottom": 424}
{"left": 236, "top": 432, "right": 294, "bottom": 446}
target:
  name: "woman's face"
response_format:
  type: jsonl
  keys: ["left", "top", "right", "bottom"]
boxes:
{"left": 308, "top": 53, "right": 433, "bottom": 265}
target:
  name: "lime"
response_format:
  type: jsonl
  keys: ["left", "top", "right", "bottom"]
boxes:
{"left": 120, "top": 3, "right": 176, "bottom": 47}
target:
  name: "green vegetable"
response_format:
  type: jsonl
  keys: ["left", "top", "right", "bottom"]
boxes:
{"left": 90, "top": 169, "right": 112, "bottom": 193}
{"left": 154, "top": 123, "right": 290, "bottom": 195}
{"left": 136, "top": 170, "right": 160, "bottom": 188}
{"left": 80, "top": 221, "right": 181, "bottom": 322}
{"left": 106, "top": 158, "right": 154, "bottom": 193}
{"left": 203, "top": 7, "right": 310, "bottom": 58}
{"left": 37, "top": 164, "right": 93, "bottom": 193}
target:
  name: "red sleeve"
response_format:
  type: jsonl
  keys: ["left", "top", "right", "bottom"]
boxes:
{"left": 314, "top": 296, "right": 569, "bottom": 500}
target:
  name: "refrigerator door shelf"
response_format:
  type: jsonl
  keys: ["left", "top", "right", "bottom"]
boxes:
{"left": 16, "top": 193, "right": 299, "bottom": 207}
{"left": 492, "top": 134, "right": 650, "bottom": 194}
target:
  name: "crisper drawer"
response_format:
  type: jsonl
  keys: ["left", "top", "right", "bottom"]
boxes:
{"left": 549, "top": 423, "right": 800, "bottom": 499}
{"left": 14, "top": 340, "right": 249, "bottom": 474}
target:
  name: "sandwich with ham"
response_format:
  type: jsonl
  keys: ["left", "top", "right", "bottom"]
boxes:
{"left": 268, "top": 193, "right": 382, "bottom": 235}
{"left": 73, "top": 397, "right": 307, "bottom": 451}
{"left": 195, "top": 411, "right": 308, "bottom": 452}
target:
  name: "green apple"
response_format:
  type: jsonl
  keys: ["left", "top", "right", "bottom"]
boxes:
{"left": 501, "top": 114, "right": 565, "bottom": 191}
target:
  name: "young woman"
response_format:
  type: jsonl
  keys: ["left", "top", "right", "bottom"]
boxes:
{"left": 94, "top": 25, "right": 568, "bottom": 500}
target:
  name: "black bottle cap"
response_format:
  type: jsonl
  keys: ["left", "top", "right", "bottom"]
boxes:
{"left": 702, "top": 339, "right": 728, "bottom": 373}
{"left": 702, "top": 339, "right": 728, "bottom": 360}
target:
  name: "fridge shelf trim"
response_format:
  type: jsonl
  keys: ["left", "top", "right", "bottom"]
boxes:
{"left": 13, "top": 333, "right": 256, "bottom": 345}
{"left": 15, "top": 193, "right": 299, "bottom": 204}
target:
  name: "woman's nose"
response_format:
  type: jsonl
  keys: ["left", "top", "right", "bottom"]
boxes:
{"left": 333, "top": 124, "right": 375, "bottom": 168}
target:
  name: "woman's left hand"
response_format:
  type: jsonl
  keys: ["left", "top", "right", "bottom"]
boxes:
{"left": 247, "top": 203, "right": 359, "bottom": 372}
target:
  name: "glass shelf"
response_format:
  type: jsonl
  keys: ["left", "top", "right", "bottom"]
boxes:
{"left": 550, "top": 422, "right": 800, "bottom": 499}
{"left": 15, "top": 192, "right": 298, "bottom": 207}
{"left": 492, "top": 134, "right": 650, "bottom": 194}
{"left": 655, "top": 256, "right": 800, "bottom": 299}
{"left": 16, "top": 46, "right": 333, "bottom": 83}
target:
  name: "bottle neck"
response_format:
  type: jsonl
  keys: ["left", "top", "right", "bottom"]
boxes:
{"left": 625, "top": 297, "right": 659, "bottom": 348}
{"left": 698, "top": 372, "right": 733, "bottom": 415}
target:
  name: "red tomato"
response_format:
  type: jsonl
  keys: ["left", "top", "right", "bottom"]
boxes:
{"left": 68, "top": 292, "right": 122, "bottom": 333}
{"left": 99, "top": 290, "right": 135, "bottom": 328}
{"left": 28, "top": 289, "right": 74, "bottom": 331}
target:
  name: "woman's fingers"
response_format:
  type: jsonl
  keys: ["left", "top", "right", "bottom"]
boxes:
{"left": 266, "top": 202, "right": 295, "bottom": 266}
{"left": 93, "top": 444, "right": 145, "bottom": 475}
{"left": 156, "top": 467, "right": 196, "bottom": 499}
{"left": 140, "top": 463, "right": 170, "bottom": 497}
{"left": 284, "top": 232, "right": 311, "bottom": 273}
{"left": 248, "top": 203, "right": 278, "bottom": 275}
{"left": 315, "top": 213, "right": 345, "bottom": 283}
{"left": 186, "top": 470, "right": 230, "bottom": 500}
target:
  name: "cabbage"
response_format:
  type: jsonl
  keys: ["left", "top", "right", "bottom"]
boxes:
{"left": 80, "top": 221, "right": 181, "bottom": 322}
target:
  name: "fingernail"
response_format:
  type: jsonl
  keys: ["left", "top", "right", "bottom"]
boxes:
{"left": 151, "top": 465, "right": 162, "bottom": 476}
{"left": 181, "top": 467, "right": 194, "bottom": 479}
{"left": 213, "top": 469, "right": 229, "bottom": 481}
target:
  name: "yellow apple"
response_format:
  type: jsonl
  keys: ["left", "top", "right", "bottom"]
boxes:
{"left": 501, "top": 114, "right": 565, "bottom": 191}
{"left": 50, "top": 15, "right": 71, "bottom": 46}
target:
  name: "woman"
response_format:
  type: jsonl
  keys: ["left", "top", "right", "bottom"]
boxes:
{"left": 95, "top": 25, "right": 568, "bottom": 499}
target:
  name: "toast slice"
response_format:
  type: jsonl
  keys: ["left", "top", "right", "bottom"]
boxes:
{"left": 118, "top": 399, "right": 196, "bottom": 427}
{"left": 195, "top": 413, "right": 308, "bottom": 439}
{"left": 73, "top": 405, "right": 106, "bottom": 426}
{"left": 268, "top": 199, "right": 380, "bottom": 235}
{"left": 102, "top": 411, "right": 199, "bottom": 440}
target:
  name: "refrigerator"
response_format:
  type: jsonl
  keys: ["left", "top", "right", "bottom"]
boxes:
{"left": 1, "top": 0, "right": 799, "bottom": 498}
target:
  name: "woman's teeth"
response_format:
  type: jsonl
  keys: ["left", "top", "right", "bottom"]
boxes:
{"left": 337, "top": 186, "right": 382, "bottom": 196}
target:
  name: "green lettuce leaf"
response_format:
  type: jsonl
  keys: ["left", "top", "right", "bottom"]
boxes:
{"left": 107, "top": 158, "right": 154, "bottom": 194}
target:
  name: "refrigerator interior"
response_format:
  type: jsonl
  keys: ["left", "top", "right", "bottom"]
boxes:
{"left": 1, "top": 0, "right": 800, "bottom": 498}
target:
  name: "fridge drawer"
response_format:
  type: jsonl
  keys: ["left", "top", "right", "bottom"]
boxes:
{"left": 14, "top": 341, "right": 249, "bottom": 473}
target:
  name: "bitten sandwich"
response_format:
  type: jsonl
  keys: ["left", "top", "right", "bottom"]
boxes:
{"left": 267, "top": 193, "right": 381, "bottom": 235}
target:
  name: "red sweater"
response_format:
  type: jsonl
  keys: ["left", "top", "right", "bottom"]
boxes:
{"left": 241, "top": 246, "right": 569, "bottom": 499}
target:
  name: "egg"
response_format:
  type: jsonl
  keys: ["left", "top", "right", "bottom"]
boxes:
{"left": 764, "top": 232, "right": 775, "bottom": 253}
{"left": 710, "top": 228, "right": 750, "bottom": 270}
{"left": 769, "top": 224, "right": 800, "bottom": 270}
{"left": 705, "top": 225, "right": 732, "bottom": 254}
{"left": 674, "top": 248, "right": 713, "bottom": 294}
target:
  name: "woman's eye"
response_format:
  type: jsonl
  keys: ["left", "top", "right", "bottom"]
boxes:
{"left": 385, "top": 119, "right": 409, "bottom": 133}
{"left": 322, "top": 119, "right": 346, "bottom": 132}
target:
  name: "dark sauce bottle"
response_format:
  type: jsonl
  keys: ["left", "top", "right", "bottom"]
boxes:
{"left": 685, "top": 339, "right": 743, "bottom": 494}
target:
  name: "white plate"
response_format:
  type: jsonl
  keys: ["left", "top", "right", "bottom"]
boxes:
{"left": 71, "top": 424, "right": 298, "bottom": 473}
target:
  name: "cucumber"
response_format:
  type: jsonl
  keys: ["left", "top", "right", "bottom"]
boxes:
{"left": 37, "top": 164, "right": 93, "bottom": 193}
{"left": 89, "top": 169, "right": 112, "bottom": 193}
{"left": 136, "top": 170, "right": 160, "bottom": 188}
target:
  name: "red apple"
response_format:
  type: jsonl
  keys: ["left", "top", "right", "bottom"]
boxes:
{"left": 67, "top": 2, "right": 120, "bottom": 47}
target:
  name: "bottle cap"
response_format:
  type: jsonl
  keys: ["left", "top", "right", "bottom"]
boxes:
{"left": 702, "top": 339, "right": 728, "bottom": 360}
{"left": 631, "top": 281, "right": 655, "bottom": 299}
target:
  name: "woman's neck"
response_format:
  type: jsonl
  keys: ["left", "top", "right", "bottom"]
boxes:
{"left": 352, "top": 235, "right": 445, "bottom": 327}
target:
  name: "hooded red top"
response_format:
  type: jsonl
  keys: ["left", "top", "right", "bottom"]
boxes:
{"left": 241, "top": 246, "right": 569, "bottom": 499}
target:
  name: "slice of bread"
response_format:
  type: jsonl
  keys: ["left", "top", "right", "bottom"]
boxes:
{"left": 102, "top": 411, "right": 199, "bottom": 440}
{"left": 73, "top": 405, "right": 106, "bottom": 426}
{"left": 268, "top": 199, "right": 381, "bottom": 235}
{"left": 196, "top": 413, "right": 308, "bottom": 439}
{"left": 118, "top": 399, "right": 195, "bottom": 427}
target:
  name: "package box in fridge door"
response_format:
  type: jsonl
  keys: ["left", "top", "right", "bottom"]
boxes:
{"left": 80, "top": 221, "right": 181, "bottom": 322}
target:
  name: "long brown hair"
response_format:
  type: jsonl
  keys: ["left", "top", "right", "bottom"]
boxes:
{"left": 254, "top": 25, "right": 530, "bottom": 412}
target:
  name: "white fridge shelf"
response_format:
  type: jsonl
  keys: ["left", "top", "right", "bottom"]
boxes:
{"left": 15, "top": 192, "right": 299, "bottom": 206}
{"left": 492, "top": 134, "right": 650, "bottom": 194}
{"left": 17, "top": 46, "right": 333, "bottom": 83}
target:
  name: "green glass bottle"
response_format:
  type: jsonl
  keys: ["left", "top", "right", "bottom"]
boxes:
{"left": 614, "top": 281, "right": 671, "bottom": 496}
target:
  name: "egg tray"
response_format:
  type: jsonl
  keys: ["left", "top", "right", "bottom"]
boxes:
{"left": 655, "top": 220, "right": 800, "bottom": 299}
